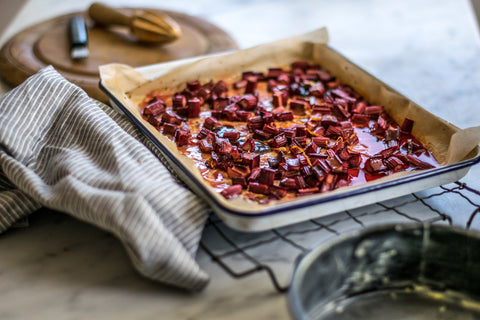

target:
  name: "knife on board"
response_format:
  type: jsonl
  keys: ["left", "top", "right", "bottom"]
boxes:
{"left": 68, "top": 15, "right": 89, "bottom": 59}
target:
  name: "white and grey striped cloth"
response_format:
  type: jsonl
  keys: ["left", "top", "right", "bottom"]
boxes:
{"left": 0, "top": 66, "right": 210, "bottom": 290}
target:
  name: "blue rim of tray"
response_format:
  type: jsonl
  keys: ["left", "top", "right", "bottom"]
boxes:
{"left": 100, "top": 80, "right": 480, "bottom": 218}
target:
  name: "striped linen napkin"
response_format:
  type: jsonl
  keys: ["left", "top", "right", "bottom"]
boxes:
{"left": 0, "top": 66, "right": 210, "bottom": 290}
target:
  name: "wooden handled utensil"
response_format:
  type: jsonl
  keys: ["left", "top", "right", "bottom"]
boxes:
{"left": 88, "top": 2, "right": 182, "bottom": 44}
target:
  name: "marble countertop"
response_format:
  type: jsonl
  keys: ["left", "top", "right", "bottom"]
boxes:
{"left": 1, "top": 1, "right": 480, "bottom": 319}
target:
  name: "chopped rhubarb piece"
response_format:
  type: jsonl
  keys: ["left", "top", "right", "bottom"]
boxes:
{"left": 312, "top": 136, "right": 330, "bottom": 147}
{"left": 146, "top": 115, "right": 162, "bottom": 129}
{"left": 253, "top": 129, "right": 272, "bottom": 141}
{"left": 312, "top": 104, "right": 332, "bottom": 115}
{"left": 197, "top": 127, "right": 214, "bottom": 140}
{"left": 272, "top": 91, "right": 284, "bottom": 107}
{"left": 272, "top": 105, "right": 286, "bottom": 115}
{"left": 286, "top": 158, "right": 301, "bottom": 171}
{"left": 237, "top": 94, "right": 257, "bottom": 110}
{"left": 162, "top": 111, "right": 182, "bottom": 125}
{"left": 376, "top": 145, "right": 399, "bottom": 159}
{"left": 212, "top": 97, "right": 229, "bottom": 110}
{"left": 351, "top": 114, "right": 371, "bottom": 126}
{"left": 304, "top": 141, "right": 319, "bottom": 154}
{"left": 174, "top": 130, "right": 189, "bottom": 147}
{"left": 267, "top": 79, "right": 278, "bottom": 92}
{"left": 236, "top": 110, "right": 251, "bottom": 121}
{"left": 278, "top": 128, "right": 294, "bottom": 139}
{"left": 401, "top": 118, "right": 414, "bottom": 134}
{"left": 275, "top": 111, "right": 294, "bottom": 121}
{"left": 212, "top": 80, "right": 229, "bottom": 96}
{"left": 204, "top": 116, "right": 220, "bottom": 130}
{"left": 216, "top": 138, "right": 232, "bottom": 155}
{"left": 221, "top": 184, "right": 243, "bottom": 199}
{"left": 290, "top": 100, "right": 307, "bottom": 116}
{"left": 269, "top": 186, "right": 287, "bottom": 199}
{"left": 331, "top": 88, "right": 357, "bottom": 103}
{"left": 176, "top": 106, "right": 189, "bottom": 118}
{"left": 211, "top": 110, "right": 222, "bottom": 119}
{"left": 337, "top": 147, "right": 351, "bottom": 161}
{"left": 296, "top": 154, "right": 309, "bottom": 166}
{"left": 163, "top": 123, "right": 179, "bottom": 135}
{"left": 295, "top": 125, "right": 307, "bottom": 137}
{"left": 230, "top": 146, "right": 241, "bottom": 161}
{"left": 321, "top": 114, "right": 338, "bottom": 127}
{"left": 385, "top": 126, "right": 400, "bottom": 141}
{"left": 222, "top": 104, "right": 239, "bottom": 121}
{"left": 268, "top": 157, "right": 280, "bottom": 169}
{"left": 385, "top": 156, "right": 405, "bottom": 172}
{"left": 247, "top": 168, "right": 261, "bottom": 182}
{"left": 293, "top": 136, "right": 307, "bottom": 148}
{"left": 364, "top": 105, "right": 384, "bottom": 115}
{"left": 364, "top": 155, "right": 387, "bottom": 174}
{"left": 269, "top": 133, "right": 287, "bottom": 148}
{"left": 241, "top": 71, "right": 256, "bottom": 80}
{"left": 241, "top": 152, "right": 260, "bottom": 169}
{"left": 325, "top": 125, "right": 342, "bottom": 138}
{"left": 305, "top": 175, "right": 321, "bottom": 187}
{"left": 348, "top": 154, "right": 362, "bottom": 168}
{"left": 198, "top": 87, "right": 211, "bottom": 103}
{"left": 199, "top": 139, "right": 213, "bottom": 153}
{"left": 305, "top": 119, "right": 318, "bottom": 131}
{"left": 321, "top": 174, "right": 337, "bottom": 193}
{"left": 326, "top": 150, "right": 347, "bottom": 173}
{"left": 335, "top": 179, "right": 349, "bottom": 189}
{"left": 309, "top": 82, "right": 325, "bottom": 97}
{"left": 245, "top": 76, "right": 258, "bottom": 94}
{"left": 295, "top": 176, "right": 307, "bottom": 189}
{"left": 297, "top": 187, "right": 319, "bottom": 195}
{"left": 312, "top": 166, "right": 326, "bottom": 182}
{"left": 231, "top": 177, "right": 247, "bottom": 187}
{"left": 291, "top": 61, "right": 309, "bottom": 70}
{"left": 277, "top": 73, "right": 290, "bottom": 84}
{"left": 352, "top": 101, "right": 367, "bottom": 113}
{"left": 257, "top": 168, "right": 276, "bottom": 186}
{"left": 317, "top": 158, "right": 332, "bottom": 174}
{"left": 262, "top": 111, "right": 274, "bottom": 125}
{"left": 172, "top": 95, "right": 186, "bottom": 110}
{"left": 234, "top": 79, "right": 247, "bottom": 89}
{"left": 208, "top": 151, "right": 219, "bottom": 168}
{"left": 333, "top": 104, "right": 351, "bottom": 120}
{"left": 187, "top": 97, "right": 201, "bottom": 118}
{"left": 405, "top": 155, "right": 435, "bottom": 169}
{"left": 345, "top": 132, "right": 359, "bottom": 145}
{"left": 186, "top": 80, "right": 201, "bottom": 92}
{"left": 263, "top": 124, "right": 280, "bottom": 136}
{"left": 241, "top": 137, "right": 256, "bottom": 152}
{"left": 223, "top": 130, "right": 240, "bottom": 141}
{"left": 315, "top": 70, "right": 334, "bottom": 82}
{"left": 247, "top": 115, "right": 264, "bottom": 132}
{"left": 144, "top": 99, "right": 166, "bottom": 116}
{"left": 248, "top": 182, "right": 269, "bottom": 195}
{"left": 267, "top": 68, "right": 284, "bottom": 79}
{"left": 227, "top": 165, "right": 251, "bottom": 178}
{"left": 280, "top": 178, "right": 298, "bottom": 190}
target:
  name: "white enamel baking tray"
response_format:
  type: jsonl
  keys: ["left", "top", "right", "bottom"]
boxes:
{"left": 99, "top": 32, "right": 480, "bottom": 232}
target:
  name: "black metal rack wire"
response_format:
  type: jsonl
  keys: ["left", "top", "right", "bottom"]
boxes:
{"left": 200, "top": 181, "right": 480, "bottom": 293}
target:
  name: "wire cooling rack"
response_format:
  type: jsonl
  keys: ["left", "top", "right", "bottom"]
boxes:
{"left": 200, "top": 181, "right": 480, "bottom": 292}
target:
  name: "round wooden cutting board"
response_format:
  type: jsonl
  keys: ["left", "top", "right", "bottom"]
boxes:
{"left": 0, "top": 9, "right": 238, "bottom": 102}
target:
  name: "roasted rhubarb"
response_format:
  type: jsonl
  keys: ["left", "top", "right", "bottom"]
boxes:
{"left": 140, "top": 61, "right": 439, "bottom": 202}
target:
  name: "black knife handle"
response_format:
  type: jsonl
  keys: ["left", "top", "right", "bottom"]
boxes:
{"left": 68, "top": 15, "right": 88, "bottom": 47}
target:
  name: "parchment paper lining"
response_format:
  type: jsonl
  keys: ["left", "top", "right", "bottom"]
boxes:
{"left": 99, "top": 28, "right": 480, "bottom": 213}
